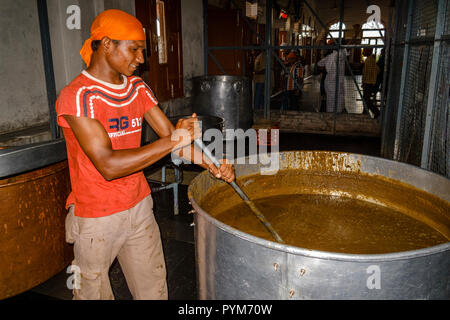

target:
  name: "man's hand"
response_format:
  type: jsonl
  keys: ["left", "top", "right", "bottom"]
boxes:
{"left": 206, "top": 159, "right": 235, "bottom": 183}
{"left": 173, "top": 113, "right": 200, "bottom": 148}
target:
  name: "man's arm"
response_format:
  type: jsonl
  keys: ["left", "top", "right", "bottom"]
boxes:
{"left": 63, "top": 112, "right": 196, "bottom": 181}
{"left": 143, "top": 106, "right": 204, "bottom": 166}
{"left": 143, "top": 107, "right": 234, "bottom": 182}
{"left": 143, "top": 104, "right": 175, "bottom": 138}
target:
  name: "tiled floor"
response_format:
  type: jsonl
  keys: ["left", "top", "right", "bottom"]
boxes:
{"left": 5, "top": 132, "right": 381, "bottom": 300}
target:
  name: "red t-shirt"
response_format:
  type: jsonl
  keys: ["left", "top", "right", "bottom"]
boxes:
{"left": 56, "top": 70, "right": 157, "bottom": 218}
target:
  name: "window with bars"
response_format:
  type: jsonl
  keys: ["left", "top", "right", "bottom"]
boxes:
{"left": 361, "top": 21, "right": 385, "bottom": 57}
{"left": 298, "top": 24, "right": 312, "bottom": 39}
{"left": 327, "top": 22, "right": 346, "bottom": 39}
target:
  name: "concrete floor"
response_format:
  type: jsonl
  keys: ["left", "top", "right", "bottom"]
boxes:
{"left": 5, "top": 131, "right": 381, "bottom": 300}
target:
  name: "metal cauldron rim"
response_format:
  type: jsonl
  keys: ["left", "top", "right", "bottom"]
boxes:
{"left": 192, "top": 75, "right": 250, "bottom": 82}
{"left": 168, "top": 114, "right": 224, "bottom": 123}
{"left": 188, "top": 151, "right": 450, "bottom": 263}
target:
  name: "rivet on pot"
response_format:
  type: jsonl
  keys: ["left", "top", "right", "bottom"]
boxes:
{"left": 289, "top": 290, "right": 295, "bottom": 298}
{"left": 273, "top": 263, "right": 279, "bottom": 271}
{"left": 299, "top": 268, "right": 306, "bottom": 276}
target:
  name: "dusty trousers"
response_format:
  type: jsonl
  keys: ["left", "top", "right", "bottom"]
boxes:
{"left": 65, "top": 195, "right": 168, "bottom": 300}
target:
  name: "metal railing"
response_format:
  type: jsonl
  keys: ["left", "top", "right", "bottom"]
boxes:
{"left": 203, "top": 0, "right": 389, "bottom": 134}
{"left": 383, "top": 0, "right": 449, "bottom": 178}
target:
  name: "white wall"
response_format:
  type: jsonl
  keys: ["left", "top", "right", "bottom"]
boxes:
{"left": 181, "top": 0, "right": 204, "bottom": 98}
{"left": 0, "top": 0, "right": 49, "bottom": 134}
{"left": 47, "top": 0, "right": 84, "bottom": 94}
{"left": 48, "top": 0, "right": 204, "bottom": 107}
{"left": 47, "top": 0, "right": 135, "bottom": 94}
{"left": 0, "top": 0, "right": 205, "bottom": 136}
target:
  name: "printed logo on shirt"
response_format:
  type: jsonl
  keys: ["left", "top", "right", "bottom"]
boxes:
{"left": 108, "top": 116, "right": 143, "bottom": 138}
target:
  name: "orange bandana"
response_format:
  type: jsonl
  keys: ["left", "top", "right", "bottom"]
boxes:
{"left": 287, "top": 52, "right": 297, "bottom": 59}
{"left": 80, "top": 9, "right": 146, "bottom": 67}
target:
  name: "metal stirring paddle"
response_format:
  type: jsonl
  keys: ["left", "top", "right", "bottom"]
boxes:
{"left": 194, "top": 139, "right": 284, "bottom": 243}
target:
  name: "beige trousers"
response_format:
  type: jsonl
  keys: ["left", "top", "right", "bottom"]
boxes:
{"left": 65, "top": 195, "right": 168, "bottom": 300}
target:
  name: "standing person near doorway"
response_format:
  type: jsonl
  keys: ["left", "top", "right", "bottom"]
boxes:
{"left": 317, "top": 39, "right": 348, "bottom": 113}
{"left": 316, "top": 39, "right": 333, "bottom": 112}
{"left": 56, "top": 9, "right": 234, "bottom": 300}
{"left": 362, "top": 48, "right": 380, "bottom": 118}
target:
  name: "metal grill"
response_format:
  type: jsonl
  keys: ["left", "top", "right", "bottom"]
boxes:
{"left": 410, "top": 0, "right": 438, "bottom": 39}
{"left": 381, "top": 0, "right": 409, "bottom": 159}
{"left": 429, "top": 38, "right": 450, "bottom": 176}
{"left": 344, "top": 75, "right": 363, "bottom": 114}
{"left": 382, "top": 0, "right": 449, "bottom": 178}
{"left": 395, "top": 0, "right": 410, "bottom": 43}
{"left": 396, "top": 1, "right": 438, "bottom": 166}
{"left": 397, "top": 45, "right": 434, "bottom": 166}
{"left": 444, "top": 0, "right": 450, "bottom": 35}
{"left": 381, "top": 46, "right": 404, "bottom": 159}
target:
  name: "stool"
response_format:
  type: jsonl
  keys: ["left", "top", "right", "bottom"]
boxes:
{"left": 146, "top": 164, "right": 183, "bottom": 215}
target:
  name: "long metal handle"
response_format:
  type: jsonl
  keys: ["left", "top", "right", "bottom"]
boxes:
{"left": 194, "top": 139, "right": 284, "bottom": 243}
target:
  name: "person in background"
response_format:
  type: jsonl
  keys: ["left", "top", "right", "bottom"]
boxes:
{"left": 281, "top": 51, "right": 304, "bottom": 110}
{"left": 56, "top": 9, "right": 234, "bottom": 300}
{"left": 297, "top": 53, "right": 306, "bottom": 100}
{"left": 375, "top": 48, "right": 386, "bottom": 93}
{"left": 253, "top": 46, "right": 266, "bottom": 110}
{"left": 280, "top": 42, "right": 289, "bottom": 63}
{"left": 317, "top": 39, "right": 348, "bottom": 113}
{"left": 349, "top": 24, "right": 363, "bottom": 66}
{"left": 317, "top": 41, "right": 333, "bottom": 112}
{"left": 362, "top": 48, "right": 380, "bottom": 118}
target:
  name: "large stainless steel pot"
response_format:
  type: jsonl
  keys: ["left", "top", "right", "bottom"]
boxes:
{"left": 188, "top": 151, "right": 450, "bottom": 299}
{"left": 168, "top": 114, "right": 224, "bottom": 137}
{"left": 191, "top": 76, "right": 253, "bottom": 133}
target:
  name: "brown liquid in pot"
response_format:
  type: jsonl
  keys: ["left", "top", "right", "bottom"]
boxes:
{"left": 200, "top": 170, "right": 450, "bottom": 254}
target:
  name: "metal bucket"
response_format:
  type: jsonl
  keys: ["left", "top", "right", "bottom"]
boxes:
{"left": 0, "top": 160, "right": 72, "bottom": 299}
{"left": 191, "top": 76, "right": 253, "bottom": 132}
{"left": 168, "top": 114, "right": 225, "bottom": 137}
{"left": 188, "top": 151, "right": 450, "bottom": 299}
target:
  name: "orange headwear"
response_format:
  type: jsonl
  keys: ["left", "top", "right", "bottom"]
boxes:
{"left": 80, "top": 9, "right": 146, "bottom": 67}
{"left": 287, "top": 52, "right": 297, "bottom": 59}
